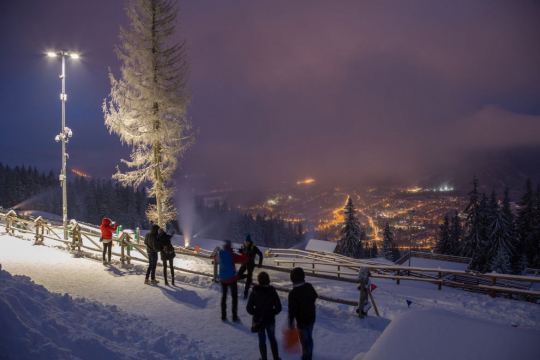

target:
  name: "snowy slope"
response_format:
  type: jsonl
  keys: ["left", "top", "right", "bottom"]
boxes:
{"left": 1, "top": 231, "right": 540, "bottom": 359}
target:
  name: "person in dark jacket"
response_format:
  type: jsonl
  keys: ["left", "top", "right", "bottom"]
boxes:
{"left": 144, "top": 224, "right": 161, "bottom": 284}
{"left": 157, "top": 228, "right": 176, "bottom": 286}
{"left": 247, "top": 272, "right": 282, "bottom": 360}
{"left": 100, "top": 218, "right": 118, "bottom": 265}
{"left": 238, "top": 234, "right": 263, "bottom": 299}
{"left": 288, "top": 267, "right": 318, "bottom": 360}
{"left": 216, "top": 239, "right": 247, "bottom": 322}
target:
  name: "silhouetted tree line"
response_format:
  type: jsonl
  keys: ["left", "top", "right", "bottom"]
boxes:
{"left": 436, "top": 177, "right": 540, "bottom": 274}
{"left": 0, "top": 163, "right": 151, "bottom": 230}
{"left": 194, "top": 197, "right": 305, "bottom": 248}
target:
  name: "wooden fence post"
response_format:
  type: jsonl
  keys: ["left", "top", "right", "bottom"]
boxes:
{"left": 396, "top": 270, "right": 400, "bottom": 285}
{"left": 126, "top": 234, "right": 131, "bottom": 265}
{"left": 121, "top": 235, "right": 125, "bottom": 265}
{"left": 34, "top": 217, "right": 45, "bottom": 245}
{"left": 491, "top": 277, "right": 496, "bottom": 298}
{"left": 338, "top": 265, "right": 341, "bottom": 278}
{"left": 438, "top": 271, "right": 441, "bottom": 290}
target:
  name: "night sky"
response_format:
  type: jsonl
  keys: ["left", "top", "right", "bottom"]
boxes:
{"left": 1, "top": 1, "right": 540, "bottom": 188}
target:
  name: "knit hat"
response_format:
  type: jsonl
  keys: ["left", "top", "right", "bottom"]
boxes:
{"left": 290, "top": 267, "right": 305, "bottom": 283}
{"left": 223, "top": 239, "right": 232, "bottom": 248}
{"left": 258, "top": 271, "right": 270, "bottom": 286}
{"left": 245, "top": 234, "right": 252, "bottom": 243}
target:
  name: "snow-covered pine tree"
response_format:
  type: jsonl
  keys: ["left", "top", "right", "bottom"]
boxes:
{"left": 462, "top": 177, "right": 490, "bottom": 272}
{"left": 338, "top": 197, "right": 363, "bottom": 259}
{"left": 449, "top": 210, "right": 462, "bottom": 256}
{"left": 516, "top": 179, "right": 535, "bottom": 267}
{"left": 382, "top": 223, "right": 395, "bottom": 261}
{"left": 103, "top": 0, "right": 193, "bottom": 228}
{"left": 436, "top": 214, "right": 451, "bottom": 255}
{"left": 488, "top": 187, "right": 517, "bottom": 274}
{"left": 471, "top": 192, "right": 490, "bottom": 272}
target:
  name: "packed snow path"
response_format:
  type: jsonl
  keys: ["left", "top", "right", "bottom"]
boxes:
{"left": 2, "top": 232, "right": 540, "bottom": 359}
{"left": 0, "top": 234, "right": 386, "bottom": 359}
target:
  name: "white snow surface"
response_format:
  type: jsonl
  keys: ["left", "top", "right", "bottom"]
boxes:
{"left": 403, "top": 257, "right": 470, "bottom": 271}
{"left": 1, "top": 231, "right": 540, "bottom": 359}
{"left": 358, "top": 308, "right": 540, "bottom": 360}
{"left": 304, "top": 239, "right": 338, "bottom": 253}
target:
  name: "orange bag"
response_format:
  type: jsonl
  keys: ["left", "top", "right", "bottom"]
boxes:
{"left": 282, "top": 327, "right": 302, "bottom": 354}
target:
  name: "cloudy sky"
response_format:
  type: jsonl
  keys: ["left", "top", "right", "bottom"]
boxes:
{"left": 1, "top": 0, "right": 539, "bottom": 188}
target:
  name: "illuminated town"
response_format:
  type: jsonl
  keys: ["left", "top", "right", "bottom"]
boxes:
{"left": 225, "top": 180, "right": 467, "bottom": 251}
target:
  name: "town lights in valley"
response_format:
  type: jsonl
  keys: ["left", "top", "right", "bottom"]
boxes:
{"left": 72, "top": 169, "right": 90, "bottom": 178}
{"left": 297, "top": 178, "right": 315, "bottom": 185}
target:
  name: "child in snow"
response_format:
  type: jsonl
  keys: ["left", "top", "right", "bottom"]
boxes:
{"left": 288, "top": 267, "right": 318, "bottom": 360}
{"left": 247, "top": 271, "right": 282, "bottom": 360}
{"left": 216, "top": 239, "right": 247, "bottom": 322}
{"left": 100, "top": 218, "right": 118, "bottom": 265}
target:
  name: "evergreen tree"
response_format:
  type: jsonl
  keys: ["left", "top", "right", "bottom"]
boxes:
{"left": 382, "top": 223, "right": 395, "bottom": 261}
{"left": 516, "top": 179, "right": 535, "bottom": 267}
{"left": 104, "top": 0, "right": 194, "bottom": 227}
{"left": 370, "top": 242, "right": 378, "bottom": 258}
{"left": 488, "top": 187, "right": 517, "bottom": 274}
{"left": 338, "top": 197, "right": 363, "bottom": 258}
{"left": 436, "top": 214, "right": 452, "bottom": 255}
{"left": 449, "top": 211, "right": 462, "bottom": 256}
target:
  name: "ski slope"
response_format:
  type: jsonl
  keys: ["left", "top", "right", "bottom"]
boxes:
{"left": 1, "top": 231, "right": 540, "bottom": 359}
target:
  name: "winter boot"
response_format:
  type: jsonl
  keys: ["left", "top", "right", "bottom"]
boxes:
{"left": 232, "top": 315, "right": 240, "bottom": 323}
{"left": 270, "top": 342, "right": 280, "bottom": 360}
{"left": 144, "top": 279, "right": 151, "bottom": 284}
{"left": 258, "top": 344, "right": 268, "bottom": 360}
{"left": 171, "top": 280, "right": 175, "bottom": 286}
{"left": 150, "top": 279, "right": 160, "bottom": 284}
{"left": 221, "top": 314, "right": 227, "bottom": 322}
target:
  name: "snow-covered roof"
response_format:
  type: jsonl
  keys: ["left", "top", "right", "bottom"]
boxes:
{"left": 305, "top": 239, "right": 338, "bottom": 253}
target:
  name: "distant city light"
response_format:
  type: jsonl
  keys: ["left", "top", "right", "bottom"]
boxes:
{"left": 297, "top": 178, "right": 315, "bottom": 185}
{"left": 72, "top": 169, "right": 91, "bottom": 178}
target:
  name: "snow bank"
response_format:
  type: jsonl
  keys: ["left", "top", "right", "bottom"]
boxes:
{"left": 359, "top": 308, "right": 540, "bottom": 360}
{"left": 0, "top": 264, "right": 217, "bottom": 360}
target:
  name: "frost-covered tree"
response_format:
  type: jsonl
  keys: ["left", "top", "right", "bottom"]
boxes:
{"left": 382, "top": 223, "right": 395, "bottom": 261}
{"left": 338, "top": 197, "right": 363, "bottom": 259}
{"left": 103, "top": 0, "right": 193, "bottom": 227}
{"left": 462, "top": 176, "right": 482, "bottom": 258}
{"left": 436, "top": 214, "right": 452, "bottom": 255}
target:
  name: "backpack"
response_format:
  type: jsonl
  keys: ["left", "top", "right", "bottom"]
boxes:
{"left": 162, "top": 243, "right": 176, "bottom": 260}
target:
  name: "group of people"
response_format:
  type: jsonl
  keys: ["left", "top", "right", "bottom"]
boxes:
{"left": 100, "top": 220, "right": 318, "bottom": 360}
{"left": 100, "top": 220, "right": 177, "bottom": 285}
{"left": 218, "top": 235, "right": 318, "bottom": 360}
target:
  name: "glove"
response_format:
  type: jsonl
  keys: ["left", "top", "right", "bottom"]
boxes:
{"left": 257, "top": 264, "right": 262, "bottom": 269}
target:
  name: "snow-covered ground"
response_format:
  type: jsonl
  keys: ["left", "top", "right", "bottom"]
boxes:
{"left": 403, "top": 257, "right": 470, "bottom": 271}
{"left": 1, "top": 230, "right": 540, "bottom": 359}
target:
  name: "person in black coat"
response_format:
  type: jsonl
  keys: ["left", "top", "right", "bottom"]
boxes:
{"left": 144, "top": 224, "right": 161, "bottom": 284}
{"left": 238, "top": 234, "right": 263, "bottom": 299}
{"left": 247, "top": 272, "right": 282, "bottom": 360}
{"left": 157, "top": 228, "right": 176, "bottom": 286}
{"left": 288, "top": 267, "right": 318, "bottom": 360}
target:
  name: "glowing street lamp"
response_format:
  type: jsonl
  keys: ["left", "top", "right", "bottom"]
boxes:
{"left": 47, "top": 50, "right": 79, "bottom": 240}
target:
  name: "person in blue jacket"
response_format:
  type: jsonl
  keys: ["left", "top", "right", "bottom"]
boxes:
{"left": 216, "top": 240, "right": 247, "bottom": 322}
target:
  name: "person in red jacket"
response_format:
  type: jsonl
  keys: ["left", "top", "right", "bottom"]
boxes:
{"left": 100, "top": 218, "right": 118, "bottom": 265}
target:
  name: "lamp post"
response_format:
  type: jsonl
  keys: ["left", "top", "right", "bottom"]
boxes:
{"left": 407, "top": 207, "right": 416, "bottom": 267}
{"left": 48, "top": 50, "right": 79, "bottom": 240}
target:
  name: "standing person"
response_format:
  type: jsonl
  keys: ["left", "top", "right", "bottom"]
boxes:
{"left": 157, "top": 228, "right": 176, "bottom": 286}
{"left": 288, "top": 267, "right": 318, "bottom": 360}
{"left": 238, "top": 234, "right": 263, "bottom": 299}
{"left": 144, "top": 224, "right": 161, "bottom": 284}
{"left": 216, "top": 239, "right": 247, "bottom": 322}
{"left": 100, "top": 218, "right": 118, "bottom": 265}
{"left": 247, "top": 272, "right": 282, "bottom": 360}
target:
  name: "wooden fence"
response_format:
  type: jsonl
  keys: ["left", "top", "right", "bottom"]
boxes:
{"left": 266, "top": 247, "right": 540, "bottom": 300}
{"left": 2, "top": 211, "right": 540, "bottom": 304}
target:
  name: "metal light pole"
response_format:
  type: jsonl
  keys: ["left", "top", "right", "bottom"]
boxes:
{"left": 407, "top": 207, "right": 416, "bottom": 267}
{"left": 48, "top": 51, "right": 79, "bottom": 240}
